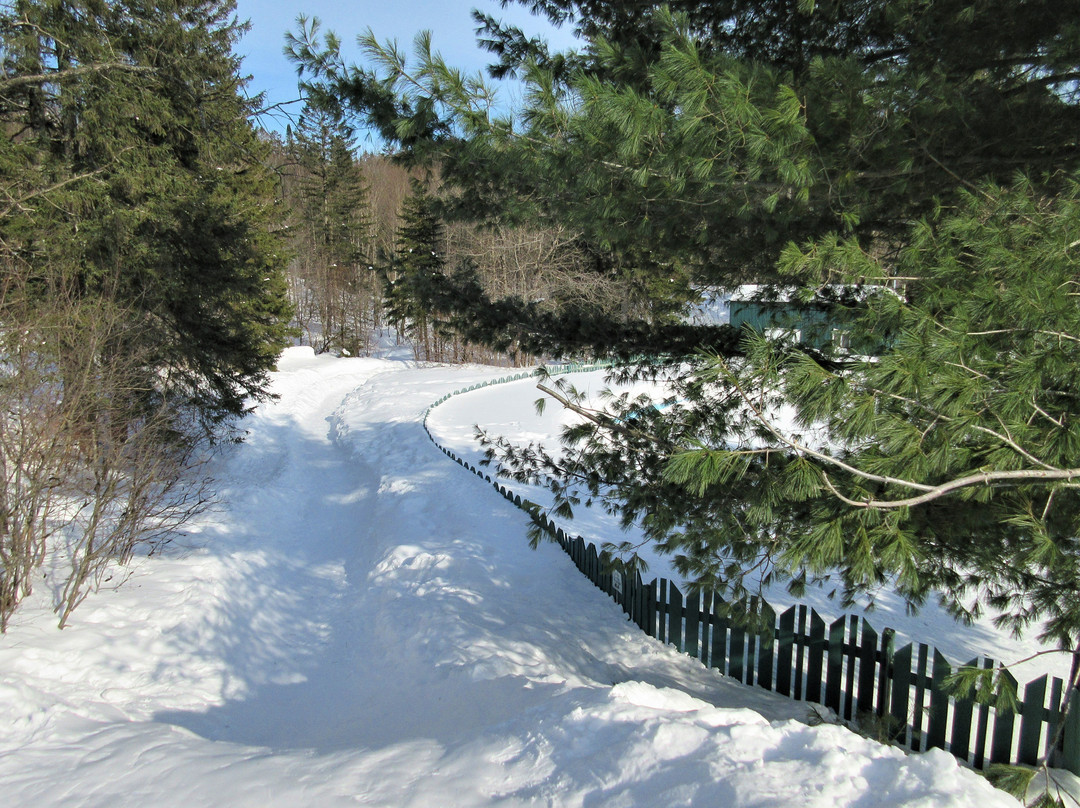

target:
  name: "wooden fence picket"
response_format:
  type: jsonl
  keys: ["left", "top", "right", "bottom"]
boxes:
{"left": 729, "top": 611, "right": 746, "bottom": 683}
{"left": 776, "top": 606, "right": 796, "bottom": 697}
{"left": 927, "top": 650, "right": 950, "bottom": 751}
{"left": 1060, "top": 686, "right": 1080, "bottom": 774}
{"left": 950, "top": 657, "right": 979, "bottom": 763}
{"left": 890, "top": 644, "right": 913, "bottom": 744}
{"left": 807, "top": 610, "right": 826, "bottom": 703}
{"left": 972, "top": 658, "right": 994, "bottom": 769}
{"left": 685, "top": 590, "right": 701, "bottom": 660}
{"left": 668, "top": 582, "right": 684, "bottom": 654}
{"left": 757, "top": 600, "right": 775, "bottom": 692}
{"left": 991, "top": 668, "right": 1020, "bottom": 763}
{"left": 857, "top": 619, "right": 877, "bottom": 716}
{"left": 711, "top": 595, "right": 730, "bottom": 677}
{"left": 826, "top": 616, "right": 845, "bottom": 715}
{"left": 657, "top": 579, "right": 668, "bottom": 644}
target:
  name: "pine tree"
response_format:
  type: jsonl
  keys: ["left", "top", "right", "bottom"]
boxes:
{"left": 384, "top": 178, "right": 444, "bottom": 360}
{"left": 294, "top": 2, "right": 1080, "bottom": 650}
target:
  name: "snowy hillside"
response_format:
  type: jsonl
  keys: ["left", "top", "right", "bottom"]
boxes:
{"left": 0, "top": 349, "right": 1028, "bottom": 806}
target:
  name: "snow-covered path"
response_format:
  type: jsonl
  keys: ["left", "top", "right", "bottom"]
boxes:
{"left": 0, "top": 350, "right": 1022, "bottom": 806}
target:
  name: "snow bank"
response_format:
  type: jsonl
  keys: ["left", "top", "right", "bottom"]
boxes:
{"left": 0, "top": 349, "right": 1020, "bottom": 807}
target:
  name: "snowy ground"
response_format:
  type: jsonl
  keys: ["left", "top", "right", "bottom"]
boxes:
{"left": 433, "top": 368, "right": 1075, "bottom": 687}
{"left": 0, "top": 348, "right": 1040, "bottom": 806}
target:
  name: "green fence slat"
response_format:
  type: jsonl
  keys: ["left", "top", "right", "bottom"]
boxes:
{"left": 807, "top": 610, "right": 826, "bottom": 704}
{"left": 890, "top": 644, "right": 914, "bottom": 745}
{"left": 1048, "top": 677, "right": 1065, "bottom": 767}
{"left": 950, "top": 657, "right": 980, "bottom": 764}
{"left": 574, "top": 537, "right": 586, "bottom": 573}
{"left": 857, "top": 620, "right": 878, "bottom": 716}
{"left": 711, "top": 595, "right": 730, "bottom": 676}
{"left": 745, "top": 598, "right": 760, "bottom": 687}
{"left": 668, "top": 583, "right": 685, "bottom": 654}
{"left": 927, "top": 650, "right": 951, "bottom": 751}
{"left": 586, "top": 543, "right": 599, "bottom": 584}
{"left": 685, "top": 590, "right": 701, "bottom": 659}
{"left": 1061, "top": 685, "right": 1080, "bottom": 775}
{"left": 912, "top": 644, "right": 930, "bottom": 751}
{"left": 1018, "top": 675, "right": 1048, "bottom": 766}
{"left": 876, "top": 628, "right": 895, "bottom": 717}
{"left": 657, "top": 579, "right": 668, "bottom": 644}
{"left": 729, "top": 611, "right": 747, "bottom": 683}
{"left": 990, "top": 669, "right": 1019, "bottom": 764}
{"left": 757, "top": 600, "right": 775, "bottom": 692}
{"left": 644, "top": 578, "right": 658, "bottom": 638}
{"left": 841, "top": 615, "right": 859, "bottom": 720}
{"left": 776, "top": 606, "right": 796, "bottom": 697}
{"left": 973, "top": 658, "right": 994, "bottom": 769}
{"left": 699, "top": 591, "right": 716, "bottom": 668}
{"left": 795, "top": 606, "right": 808, "bottom": 700}
{"left": 624, "top": 570, "right": 637, "bottom": 622}
{"left": 826, "top": 616, "right": 845, "bottom": 714}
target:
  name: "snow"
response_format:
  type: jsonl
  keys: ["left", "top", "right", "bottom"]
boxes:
{"left": 0, "top": 347, "right": 1039, "bottom": 807}
{"left": 435, "top": 368, "right": 1075, "bottom": 686}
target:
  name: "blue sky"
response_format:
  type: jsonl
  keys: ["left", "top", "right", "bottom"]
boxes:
{"left": 232, "top": 0, "right": 579, "bottom": 138}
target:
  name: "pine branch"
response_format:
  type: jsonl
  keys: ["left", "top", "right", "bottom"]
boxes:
{"left": 825, "top": 466, "right": 1080, "bottom": 510}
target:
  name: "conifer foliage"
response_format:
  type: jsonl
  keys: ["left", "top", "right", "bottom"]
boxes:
{"left": 294, "top": 0, "right": 1080, "bottom": 664}
{"left": 284, "top": 106, "right": 375, "bottom": 354}
{"left": 383, "top": 178, "right": 446, "bottom": 361}
{"left": 0, "top": 0, "right": 292, "bottom": 627}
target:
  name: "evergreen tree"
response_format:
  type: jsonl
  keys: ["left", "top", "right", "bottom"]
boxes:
{"left": 293, "top": 2, "right": 1080, "bottom": 654}
{"left": 0, "top": 0, "right": 294, "bottom": 625}
{"left": 286, "top": 106, "right": 373, "bottom": 353}
{"left": 1, "top": 0, "right": 294, "bottom": 429}
{"left": 383, "top": 178, "right": 444, "bottom": 360}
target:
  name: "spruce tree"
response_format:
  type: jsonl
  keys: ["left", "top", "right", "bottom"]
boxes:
{"left": 384, "top": 178, "right": 444, "bottom": 360}
{"left": 287, "top": 107, "right": 373, "bottom": 353}
{"left": 1, "top": 0, "right": 294, "bottom": 430}
{"left": 0, "top": 0, "right": 294, "bottom": 626}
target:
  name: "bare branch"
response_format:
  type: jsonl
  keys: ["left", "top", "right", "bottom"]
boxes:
{"left": 0, "top": 62, "right": 153, "bottom": 92}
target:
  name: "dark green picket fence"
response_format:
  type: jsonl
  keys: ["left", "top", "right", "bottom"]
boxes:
{"left": 423, "top": 366, "right": 1080, "bottom": 776}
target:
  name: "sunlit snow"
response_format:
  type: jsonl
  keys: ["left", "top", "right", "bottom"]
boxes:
{"left": 0, "top": 348, "right": 1036, "bottom": 806}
